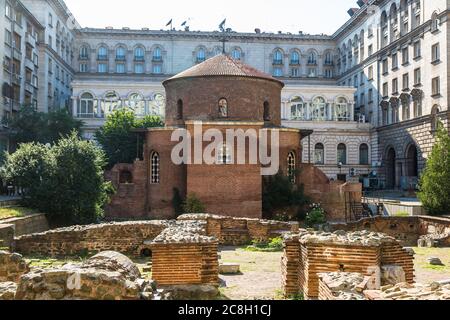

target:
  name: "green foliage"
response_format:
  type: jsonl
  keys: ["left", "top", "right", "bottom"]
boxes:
{"left": 245, "top": 237, "right": 284, "bottom": 252}
{"left": 172, "top": 188, "right": 184, "bottom": 217}
{"left": 305, "top": 204, "right": 327, "bottom": 228}
{"left": 418, "top": 121, "right": 450, "bottom": 216}
{"left": 95, "top": 109, "right": 164, "bottom": 168}
{"left": 0, "top": 132, "right": 114, "bottom": 226}
{"left": 263, "top": 171, "right": 310, "bottom": 220}
{"left": 9, "top": 106, "right": 82, "bottom": 145}
{"left": 182, "top": 193, "right": 206, "bottom": 214}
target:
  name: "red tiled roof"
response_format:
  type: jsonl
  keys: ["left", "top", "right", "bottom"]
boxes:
{"left": 164, "top": 54, "right": 283, "bottom": 85}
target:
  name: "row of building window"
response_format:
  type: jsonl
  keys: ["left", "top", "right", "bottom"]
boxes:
{"left": 79, "top": 62, "right": 163, "bottom": 74}
{"left": 289, "top": 96, "right": 351, "bottom": 121}
{"left": 313, "top": 143, "right": 369, "bottom": 166}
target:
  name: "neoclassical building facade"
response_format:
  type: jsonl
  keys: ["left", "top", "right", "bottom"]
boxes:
{"left": 1, "top": 0, "right": 449, "bottom": 187}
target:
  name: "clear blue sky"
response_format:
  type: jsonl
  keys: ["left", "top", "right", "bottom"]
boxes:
{"left": 64, "top": 0, "right": 358, "bottom": 35}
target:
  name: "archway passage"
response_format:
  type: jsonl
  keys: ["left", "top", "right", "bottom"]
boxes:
{"left": 386, "top": 148, "right": 396, "bottom": 189}
{"left": 406, "top": 145, "right": 419, "bottom": 177}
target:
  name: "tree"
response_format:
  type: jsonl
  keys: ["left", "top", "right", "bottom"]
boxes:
{"left": 9, "top": 106, "right": 83, "bottom": 144}
{"left": 417, "top": 121, "right": 450, "bottom": 216}
{"left": 263, "top": 171, "right": 310, "bottom": 221}
{"left": 0, "top": 132, "right": 113, "bottom": 226}
{"left": 95, "top": 109, "right": 164, "bottom": 168}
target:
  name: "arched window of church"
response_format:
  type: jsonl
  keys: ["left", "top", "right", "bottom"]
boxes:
{"left": 218, "top": 98, "right": 228, "bottom": 118}
{"left": 263, "top": 101, "right": 270, "bottom": 121}
{"left": 151, "top": 151, "right": 160, "bottom": 184}
{"left": 287, "top": 152, "right": 296, "bottom": 184}
{"left": 359, "top": 144, "right": 369, "bottom": 165}
{"left": 311, "top": 97, "right": 327, "bottom": 121}
{"left": 314, "top": 143, "right": 325, "bottom": 165}
{"left": 290, "top": 96, "right": 306, "bottom": 120}
{"left": 337, "top": 143, "right": 347, "bottom": 165}
{"left": 217, "top": 143, "right": 232, "bottom": 165}
{"left": 177, "top": 99, "right": 183, "bottom": 120}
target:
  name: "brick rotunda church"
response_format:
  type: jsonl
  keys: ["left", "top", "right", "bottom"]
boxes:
{"left": 106, "top": 54, "right": 360, "bottom": 220}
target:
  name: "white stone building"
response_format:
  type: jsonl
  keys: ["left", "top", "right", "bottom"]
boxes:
{"left": 1, "top": 0, "right": 449, "bottom": 187}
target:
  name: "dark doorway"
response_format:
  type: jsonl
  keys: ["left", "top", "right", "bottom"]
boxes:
{"left": 406, "top": 144, "right": 418, "bottom": 177}
{"left": 386, "top": 148, "right": 396, "bottom": 189}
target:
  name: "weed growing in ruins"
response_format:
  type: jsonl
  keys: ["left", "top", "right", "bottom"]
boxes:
{"left": 245, "top": 237, "right": 284, "bottom": 252}
{"left": 182, "top": 193, "right": 206, "bottom": 213}
{"left": 305, "top": 204, "right": 327, "bottom": 228}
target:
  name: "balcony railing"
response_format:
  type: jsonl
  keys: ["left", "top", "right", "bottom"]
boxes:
{"left": 134, "top": 56, "right": 145, "bottom": 62}
{"left": 25, "top": 33, "right": 36, "bottom": 47}
{"left": 290, "top": 60, "right": 300, "bottom": 65}
{"left": 272, "top": 59, "right": 283, "bottom": 65}
{"left": 152, "top": 56, "right": 162, "bottom": 62}
{"left": 307, "top": 60, "right": 317, "bottom": 66}
{"left": 79, "top": 54, "right": 89, "bottom": 60}
{"left": 115, "top": 55, "right": 126, "bottom": 61}
{"left": 97, "top": 55, "right": 108, "bottom": 61}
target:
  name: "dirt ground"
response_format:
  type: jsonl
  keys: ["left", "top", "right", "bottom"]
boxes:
{"left": 218, "top": 246, "right": 450, "bottom": 300}
{"left": 22, "top": 246, "right": 450, "bottom": 300}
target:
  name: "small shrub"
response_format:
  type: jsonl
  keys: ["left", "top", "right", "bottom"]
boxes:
{"left": 182, "top": 193, "right": 206, "bottom": 213}
{"left": 245, "top": 237, "right": 284, "bottom": 252}
{"left": 305, "top": 204, "right": 327, "bottom": 228}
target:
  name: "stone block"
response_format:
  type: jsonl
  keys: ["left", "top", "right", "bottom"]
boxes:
{"left": 219, "top": 263, "right": 240, "bottom": 275}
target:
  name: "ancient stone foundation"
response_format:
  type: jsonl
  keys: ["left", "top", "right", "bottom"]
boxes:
{"left": 281, "top": 230, "right": 414, "bottom": 299}
{"left": 178, "top": 214, "right": 298, "bottom": 245}
{"left": 0, "top": 251, "right": 29, "bottom": 282}
{"left": 14, "top": 221, "right": 170, "bottom": 256}
{"left": 150, "top": 223, "right": 219, "bottom": 288}
{"left": 327, "top": 216, "right": 450, "bottom": 247}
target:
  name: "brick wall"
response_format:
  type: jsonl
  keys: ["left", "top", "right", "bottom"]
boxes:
{"left": 1, "top": 214, "right": 49, "bottom": 237}
{"left": 178, "top": 214, "right": 299, "bottom": 245}
{"left": 327, "top": 216, "right": 450, "bottom": 247}
{"left": 14, "top": 221, "right": 169, "bottom": 256}
{"left": 281, "top": 231, "right": 415, "bottom": 299}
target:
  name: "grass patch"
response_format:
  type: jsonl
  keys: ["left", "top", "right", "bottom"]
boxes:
{"left": 243, "top": 237, "right": 283, "bottom": 253}
{"left": 0, "top": 207, "right": 37, "bottom": 219}
{"left": 424, "top": 264, "right": 447, "bottom": 271}
{"left": 394, "top": 211, "right": 410, "bottom": 217}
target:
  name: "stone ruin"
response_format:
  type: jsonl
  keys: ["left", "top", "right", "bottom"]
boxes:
{"left": 1, "top": 214, "right": 297, "bottom": 300}
{"left": 0, "top": 250, "right": 29, "bottom": 283}
{"left": 281, "top": 230, "right": 415, "bottom": 299}
{"left": 318, "top": 273, "right": 450, "bottom": 301}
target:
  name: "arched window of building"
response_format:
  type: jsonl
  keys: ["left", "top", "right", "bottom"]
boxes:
{"left": 177, "top": 99, "right": 183, "bottom": 120}
{"left": 307, "top": 51, "right": 317, "bottom": 64}
{"left": 115, "top": 46, "right": 126, "bottom": 60}
{"left": 324, "top": 51, "right": 333, "bottom": 65}
{"left": 135, "top": 46, "right": 145, "bottom": 61}
{"left": 431, "top": 11, "right": 439, "bottom": 32}
{"left": 148, "top": 93, "right": 165, "bottom": 116}
{"left": 150, "top": 152, "right": 160, "bottom": 184}
{"left": 334, "top": 97, "right": 350, "bottom": 121}
{"left": 196, "top": 48, "right": 206, "bottom": 63}
{"left": 79, "top": 46, "right": 89, "bottom": 59}
{"left": 125, "top": 93, "right": 145, "bottom": 116}
{"left": 337, "top": 143, "right": 347, "bottom": 165}
{"left": 218, "top": 98, "right": 228, "bottom": 118}
{"left": 431, "top": 105, "right": 440, "bottom": 132}
{"left": 287, "top": 152, "right": 296, "bottom": 184}
{"left": 290, "top": 51, "right": 300, "bottom": 65}
{"left": 400, "top": 0, "right": 409, "bottom": 35}
{"left": 311, "top": 96, "right": 327, "bottom": 121}
{"left": 217, "top": 143, "right": 232, "bottom": 164}
{"left": 314, "top": 143, "right": 325, "bottom": 165}
{"left": 232, "top": 48, "right": 241, "bottom": 60}
{"left": 78, "top": 92, "right": 95, "bottom": 118}
{"left": 290, "top": 96, "right": 306, "bottom": 120}
{"left": 359, "top": 144, "right": 369, "bottom": 165}
{"left": 263, "top": 101, "right": 270, "bottom": 121}
{"left": 153, "top": 47, "right": 162, "bottom": 61}
{"left": 98, "top": 46, "right": 108, "bottom": 60}
{"left": 273, "top": 50, "right": 283, "bottom": 64}
{"left": 102, "top": 91, "right": 121, "bottom": 115}
{"left": 381, "top": 11, "right": 389, "bottom": 46}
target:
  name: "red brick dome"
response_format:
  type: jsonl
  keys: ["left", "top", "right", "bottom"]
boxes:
{"left": 164, "top": 54, "right": 283, "bottom": 86}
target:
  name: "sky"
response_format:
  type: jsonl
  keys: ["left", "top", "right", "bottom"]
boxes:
{"left": 64, "top": 0, "right": 358, "bottom": 35}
